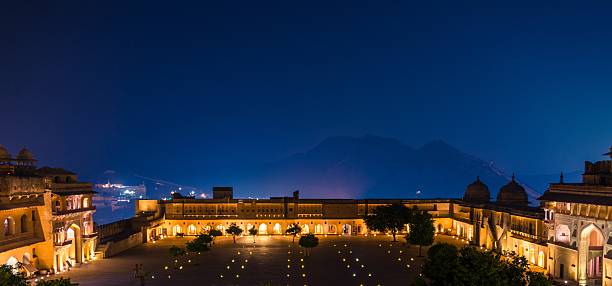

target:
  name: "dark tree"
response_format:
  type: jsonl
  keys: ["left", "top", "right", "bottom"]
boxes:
{"left": 364, "top": 204, "right": 411, "bottom": 241}
{"left": 186, "top": 234, "right": 212, "bottom": 252}
{"left": 226, "top": 223, "right": 243, "bottom": 243}
{"left": 0, "top": 264, "right": 27, "bottom": 286}
{"left": 285, "top": 223, "right": 302, "bottom": 243}
{"left": 417, "top": 243, "right": 552, "bottom": 286}
{"left": 298, "top": 234, "right": 319, "bottom": 256}
{"left": 36, "top": 277, "right": 78, "bottom": 286}
{"left": 248, "top": 226, "right": 258, "bottom": 243}
{"left": 406, "top": 210, "right": 435, "bottom": 256}
{"left": 208, "top": 229, "right": 223, "bottom": 244}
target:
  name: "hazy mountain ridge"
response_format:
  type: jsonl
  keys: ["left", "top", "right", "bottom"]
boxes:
{"left": 243, "top": 135, "right": 518, "bottom": 200}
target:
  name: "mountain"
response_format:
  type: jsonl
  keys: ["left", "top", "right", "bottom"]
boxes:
{"left": 240, "top": 135, "right": 525, "bottom": 200}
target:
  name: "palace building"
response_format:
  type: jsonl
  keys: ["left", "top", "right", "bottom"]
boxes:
{"left": 0, "top": 146, "right": 96, "bottom": 275}
{"left": 136, "top": 147, "right": 612, "bottom": 286}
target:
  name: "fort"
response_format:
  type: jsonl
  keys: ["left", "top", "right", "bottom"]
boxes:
{"left": 1, "top": 144, "right": 611, "bottom": 285}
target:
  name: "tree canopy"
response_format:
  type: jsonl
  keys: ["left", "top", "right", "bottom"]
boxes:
{"left": 186, "top": 233, "right": 212, "bottom": 252}
{"left": 285, "top": 223, "right": 302, "bottom": 242}
{"left": 0, "top": 264, "right": 27, "bottom": 286}
{"left": 298, "top": 234, "right": 319, "bottom": 256}
{"left": 417, "top": 243, "right": 551, "bottom": 286}
{"left": 364, "top": 204, "right": 412, "bottom": 241}
{"left": 226, "top": 223, "right": 243, "bottom": 243}
{"left": 405, "top": 210, "right": 435, "bottom": 256}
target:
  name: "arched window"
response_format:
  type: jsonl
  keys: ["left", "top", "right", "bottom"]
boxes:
{"left": 82, "top": 198, "right": 89, "bottom": 208}
{"left": 4, "top": 217, "right": 15, "bottom": 236}
{"left": 20, "top": 215, "right": 27, "bottom": 233}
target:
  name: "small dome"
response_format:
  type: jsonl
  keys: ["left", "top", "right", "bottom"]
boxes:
{"left": 0, "top": 145, "right": 11, "bottom": 161}
{"left": 497, "top": 174, "right": 528, "bottom": 207}
{"left": 463, "top": 176, "right": 490, "bottom": 203}
{"left": 16, "top": 148, "right": 35, "bottom": 161}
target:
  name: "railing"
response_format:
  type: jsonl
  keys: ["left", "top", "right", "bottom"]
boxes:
{"left": 165, "top": 214, "right": 239, "bottom": 220}
{"left": 53, "top": 206, "right": 96, "bottom": 215}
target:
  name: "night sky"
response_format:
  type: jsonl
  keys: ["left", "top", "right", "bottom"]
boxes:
{"left": 3, "top": 1, "right": 612, "bottom": 190}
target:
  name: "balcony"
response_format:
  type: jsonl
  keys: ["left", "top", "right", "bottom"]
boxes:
{"left": 53, "top": 206, "right": 96, "bottom": 216}
{"left": 165, "top": 214, "right": 239, "bottom": 220}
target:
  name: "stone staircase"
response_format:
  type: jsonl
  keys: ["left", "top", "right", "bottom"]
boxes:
{"left": 94, "top": 242, "right": 110, "bottom": 259}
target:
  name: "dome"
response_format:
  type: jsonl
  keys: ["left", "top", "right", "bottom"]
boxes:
{"left": 0, "top": 145, "right": 11, "bottom": 161}
{"left": 463, "top": 176, "right": 490, "bottom": 203}
{"left": 496, "top": 174, "right": 528, "bottom": 207}
{"left": 16, "top": 148, "right": 35, "bottom": 161}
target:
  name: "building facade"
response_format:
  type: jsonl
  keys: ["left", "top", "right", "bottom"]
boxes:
{"left": 0, "top": 146, "right": 96, "bottom": 275}
{"left": 137, "top": 148, "right": 612, "bottom": 286}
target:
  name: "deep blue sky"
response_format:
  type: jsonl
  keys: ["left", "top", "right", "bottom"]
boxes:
{"left": 2, "top": 1, "right": 612, "bottom": 189}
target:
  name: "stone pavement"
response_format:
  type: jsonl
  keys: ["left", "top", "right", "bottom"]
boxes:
{"left": 49, "top": 235, "right": 450, "bottom": 286}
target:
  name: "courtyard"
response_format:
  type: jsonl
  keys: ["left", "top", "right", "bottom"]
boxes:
{"left": 47, "top": 235, "right": 464, "bottom": 286}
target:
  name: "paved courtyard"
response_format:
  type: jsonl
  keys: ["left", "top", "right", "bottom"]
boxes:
{"left": 49, "top": 235, "right": 463, "bottom": 286}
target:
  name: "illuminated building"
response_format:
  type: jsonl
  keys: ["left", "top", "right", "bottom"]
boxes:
{"left": 137, "top": 147, "right": 612, "bottom": 286}
{"left": 0, "top": 146, "right": 96, "bottom": 275}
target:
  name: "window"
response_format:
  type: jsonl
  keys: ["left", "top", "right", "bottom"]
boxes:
{"left": 4, "top": 217, "right": 15, "bottom": 236}
{"left": 82, "top": 198, "right": 89, "bottom": 208}
{"left": 20, "top": 215, "right": 27, "bottom": 233}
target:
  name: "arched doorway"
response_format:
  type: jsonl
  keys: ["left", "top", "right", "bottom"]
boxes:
{"left": 538, "top": 251, "right": 545, "bottom": 268}
{"left": 301, "top": 225, "right": 310, "bottom": 234}
{"left": 5, "top": 257, "right": 18, "bottom": 273}
{"left": 273, "top": 223, "right": 282, "bottom": 234}
{"left": 578, "top": 224, "right": 604, "bottom": 284}
{"left": 173, "top": 225, "right": 182, "bottom": 236}
{"left": 67, "top": 225, "right": 82, "bottom": 264}
{"left": 22, "top": 253, "right": 31, "bottom": 265}
{"left": 314, "top": 224, "right": 323, "bottom": 234}
{"left": 187, "top": 224, "right": 197, "bottom": 235}
{"left": 342, "top": 224, "right": 352, "bottom": 235}
{"left": 4, "top": 217, "right": 15, "bottom": 236}
{"left": 216, "top": 224, "right": 225, "bottom": 234}
{"left": 258, "top": 223, "right": 267, "bottom": 235}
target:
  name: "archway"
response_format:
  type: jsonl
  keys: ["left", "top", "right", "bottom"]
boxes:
{"left": 555, "top": 224, "right": 571, "bottom": 244}
{"left": 314, "top": 224, "right": 323, "bottom": 234}
{"left": 273, "top": 223, "right": 282, "bottom": 234}
{"left": 538, "top": 251, "right": 545, "bottom": 268}
{"left": 4, "top": 217, "right": 15, "bottom": 236}
{"left": 5, "top": 257, "right": 18, "bottom": 273}
{"left": 342, "top": 224, "right": 352, "bottom": 235}
{"left": 67, "top": 224, "right": 82, "bottom": 264}
{"left": 20, "top": 215, "right": 28, "bottom": 233}
{"left": 173, "top": 225, "right": 182, "bottom": 236}
{"left": 187, "top": 224, "right": 197, "bottom": 235}
{"left": 328, "top": 225, "right": 337, "bottom": 234}
{"left": 258, "top": 223, "right": 267, "bottom": 235}
{"left": 578, "top": 224, "right": 604, "bottom": 284}
{"left": 301, "top": 225, "right": 310, "bottom": 234}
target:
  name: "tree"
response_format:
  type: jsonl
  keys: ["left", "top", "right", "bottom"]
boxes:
{"left": 226, "top": 223, "right": 243, "bottom": 243}
{"left": 418, "top": 243, "right": 552, "bottom": 286}
{"left": 169, "top": 245, "right": 186, "bottom": 258}
{"left": 186, "top": 234, "right": 211, "bottom": 253}
{"left": 0, "top": 264, "right": 27, "bottom": 286}
{"left": 208, "top": 229, "right": 223, "bottom": 245}
{"left": 285, "top": 223, "right": 302, "bottom": 243}
{"left": 405, "top": 210, "right": 435, "bottom": 256}
{"left": 248, "top": 226, "right": 258, "bottom": 243}
{"left": 37, "top": 277, "right": 78, "bottom": 286}
{"left": 298, "top": 234, "right": 319, "bottom": 256}
{"left": 364, "top": 204, "right": 411, "bottom": 241}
